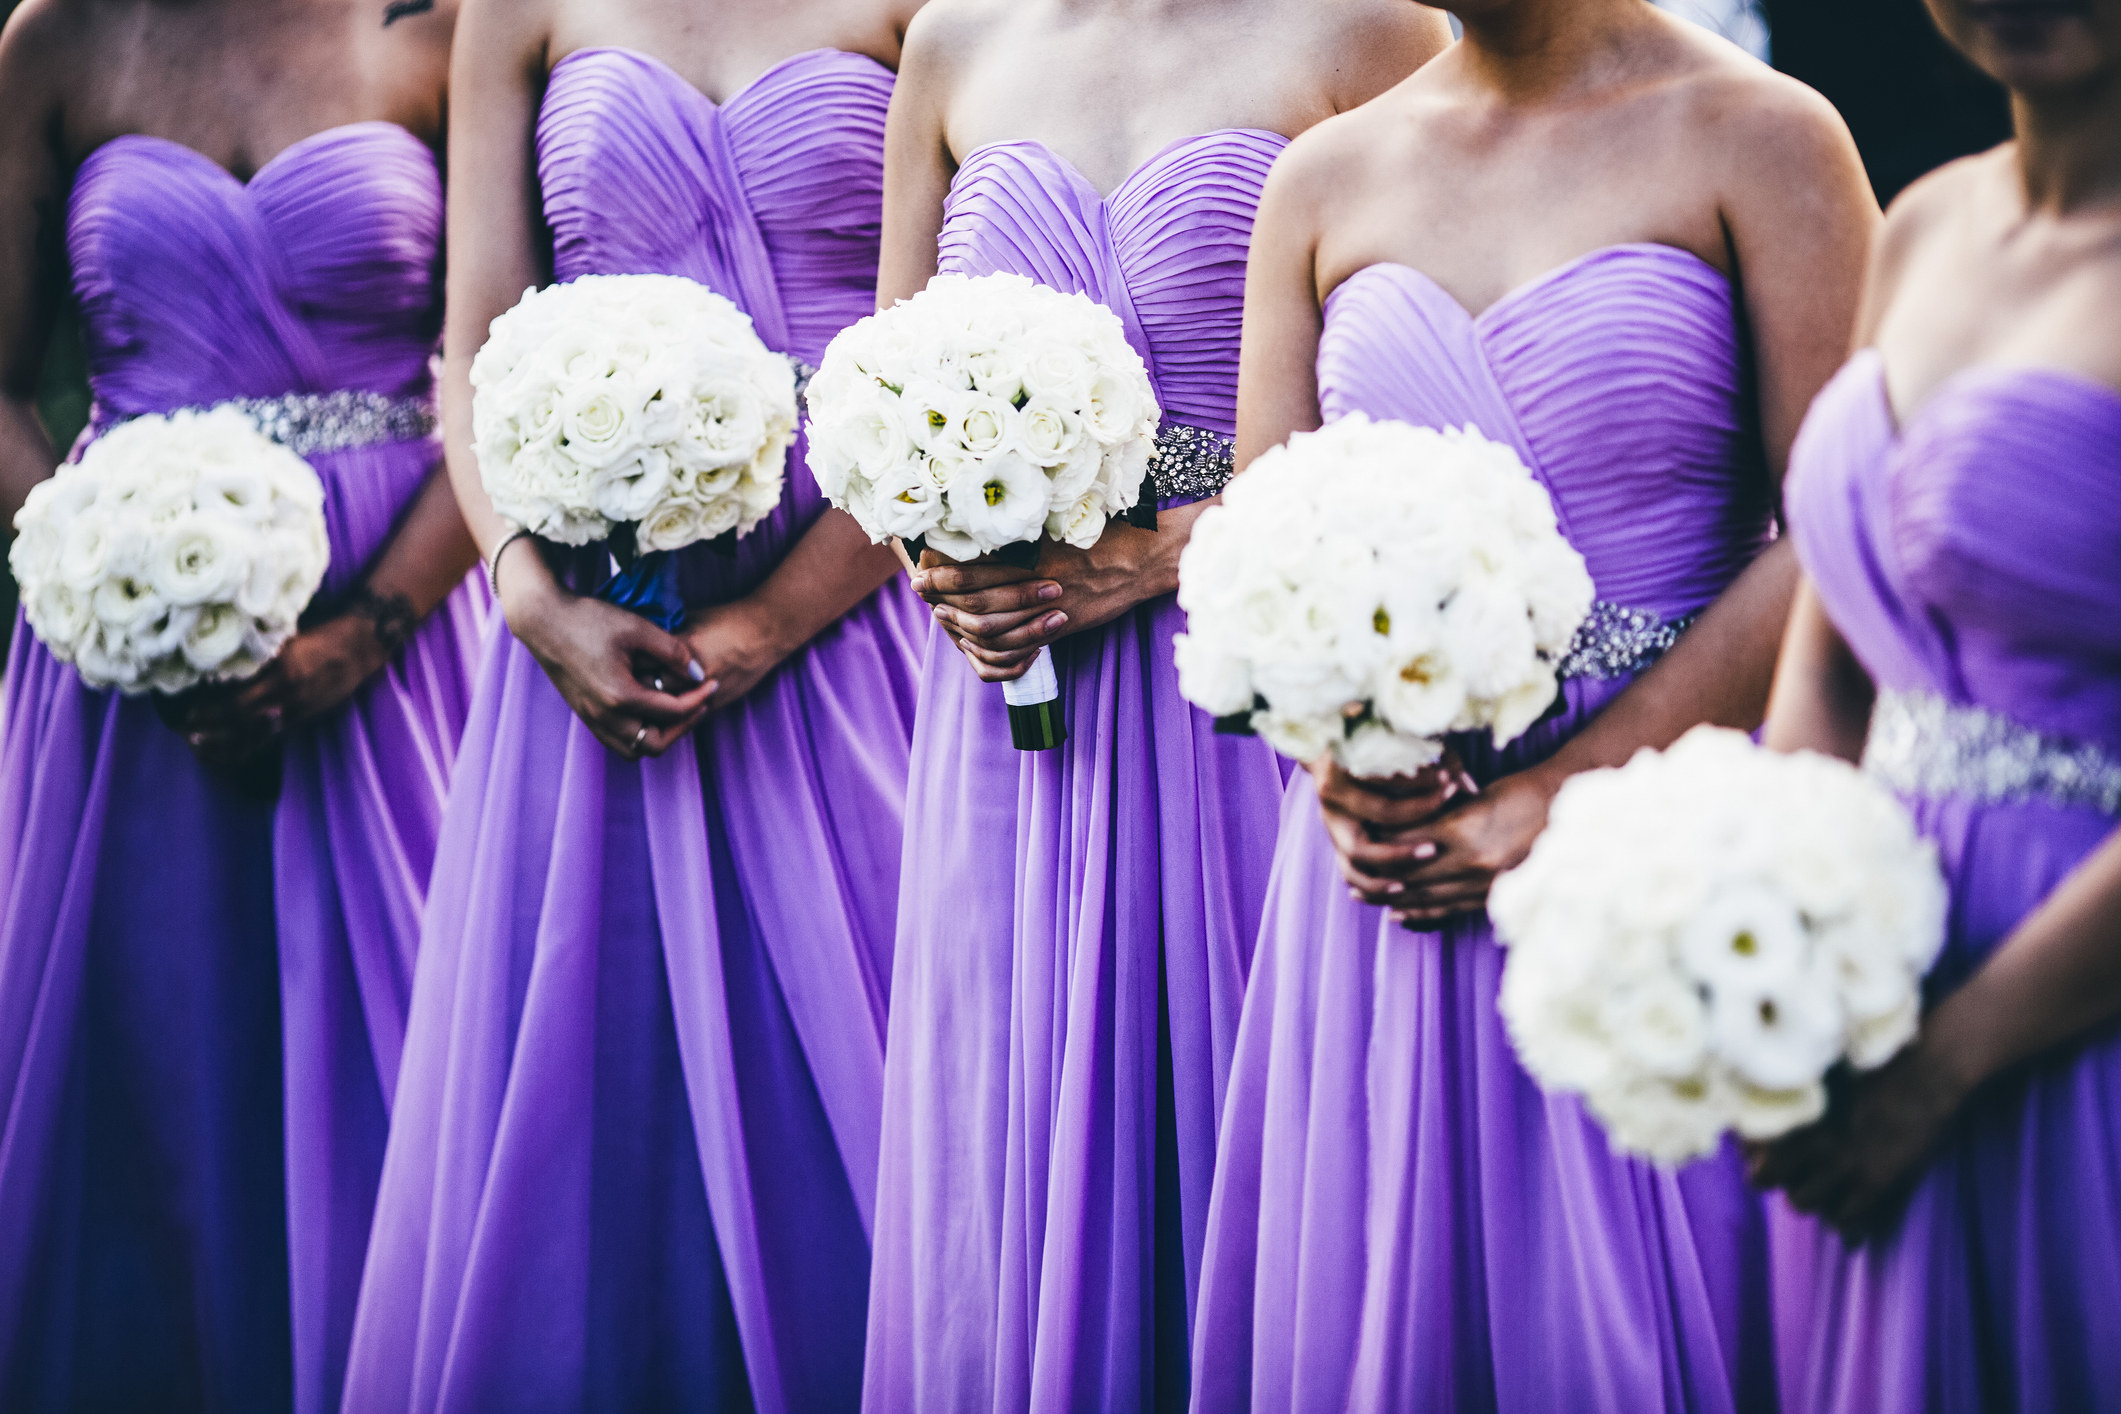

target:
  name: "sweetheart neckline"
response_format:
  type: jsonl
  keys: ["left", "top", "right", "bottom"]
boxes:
{"left": 1855, "top": 347, "right": 2121, "bottom": 445}
{"left": 80, "top": 120, "right": 433, "bottom": 192}
{"left": 548, "top": 44, "right": 893, "bottom": 112}
{"left": 1328, "top": 243, "right": 1731, "bottom": 329}
{"left": 953, "top": 129, "right": 1289, "bottom": 205}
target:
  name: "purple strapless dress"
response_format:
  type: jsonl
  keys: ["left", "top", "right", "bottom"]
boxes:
{"left": 863, "top": 132, "right": 1293, "bottom": 1413}
{"left": 1772, "top": 351, "right": 2121, "bottom": 1413}
{"left": 0, "top": 123, "right": 485, "bottom": 1413}
{"left": 342, "top": 50, "right": 926, "bottom": 1414}
{"left": 1191, "top": 247, "right": 1781, "bottom": 1413}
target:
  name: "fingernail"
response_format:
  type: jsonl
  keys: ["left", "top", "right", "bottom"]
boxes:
{"left": 1043, "top": 613, "right": 1067, "bottom": 632}
{"left": 1382, "top": 881, "right": 1404, "bottom": 895}
{"left": 1038, "top": 582, "right": 1061, "bottom": 602}
{"left": 1413, "top": 843, "right": 1438, "bottom": 860}
{"left": 912, "top": 572, "right": 927, "bottom": 591}
{"left": 686, "top": 660, "right": 706, "bottom": 683}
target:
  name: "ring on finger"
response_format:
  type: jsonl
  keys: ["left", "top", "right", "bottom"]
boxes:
{"left": 633, "top": 723, "right": 650, "bottom": 753}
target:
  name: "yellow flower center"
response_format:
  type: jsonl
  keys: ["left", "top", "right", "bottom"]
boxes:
{"left": 927, "top": 410, "right": 948, "bottom": 430}
{"left": 983, "top": 480, "right": 1006, "bottom": 507}
{"left": 1373, "top": 607, "right": 1391, "bottom": 636}
{"left": 1732, "top": 930, "right": 1757, "bottom": 957}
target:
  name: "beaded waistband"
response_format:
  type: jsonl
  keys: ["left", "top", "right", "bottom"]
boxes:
{"left": 1863, "top": 688, "right": 2121, "bottom": 815}
{"left": 1151, "top": 422, "right": 1236, "bottom": 503}
{"left": 1555, "top": 600, "right": 1698, "bottom": 682}
{"left": 789, "top": 356, "right": 818, "bottom": 404}
{"left": 107, "top": 389, "right": 437, "bottom": 457}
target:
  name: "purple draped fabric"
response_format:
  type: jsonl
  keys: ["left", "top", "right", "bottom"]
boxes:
{"left": 0, "top": 123, "right": 485, "bottom": 1412}
{"left": 863, "top": 132, "right": 1293, "bottom": 1414}
{"left": 342, "top": 49, "right": 926, "bottom": 1414}
{"left": 1773, "top": 352, "right": 2121, "bottom": 1413}
{"left": 1191, "top": 247, "right": 1780, "bottom": 1413}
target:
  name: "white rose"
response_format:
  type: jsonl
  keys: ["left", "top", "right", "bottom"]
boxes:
{"left": 27, "top": 582, "right": 94, "bottom": 653}
{"left": 944, "top": 451, "right": 1049, "bottom": 553}
{"left": 1084, "top": 369, "right": 1145, "bottom": 443}
{"left": 1677, "top": 885, "right": 1810, "bottom": 993}
{"left": 636, "top": 498, "right": 705, "bottom": 553}
{"left": 956, "top": 392, "right": 1016, "bottom": 459}
{"left": 1729, "top": 1079, "right": 1827, "bottom": 1142}
{"left": 686, "top": 378, "right": 768, "bottom": 469}
{"left": 1021, "top": 339, "right": 1093, "bottom": 404}
{"left": 182, "top": 602, "right": 251, "bottom": 673}
{"left": 1332, "top": 720, "right": 1444, "bottom": 780}
{"left": 559, "top": 381, "right": 644, "bottom": 470}
{"left": 871, "top": 460, "right": 947, "bottom": 541}
{"left": 1708, "top": 971, "right": 1841, "bottom": 1092}
{"left": 1598, "top": 973, "right": 1711, "bottom": 1081}
{"left": 1254, "top": 710, "right": 1338, "bottom": 765}
{"left": 1043, "top": 491, "right": 1106, "bottom": 550}
{"left": 150, "top": 520, "right": 243, "bottom": 607}
{"left": 1172, "top": 631, "right": 1254, "bottom": 718}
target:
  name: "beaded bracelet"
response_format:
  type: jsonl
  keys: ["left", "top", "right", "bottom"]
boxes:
{"left": 343, "top": 585, "right": 418, "bottom": 660}
{"left": 488, "top": 528, "right": 536, "bottom": 598}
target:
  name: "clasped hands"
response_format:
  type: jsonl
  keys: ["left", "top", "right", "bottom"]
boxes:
{"left": 1315, "top": 751, "right": 1559, "bottom": 928}
{"left": 910, "top": 521, "right": 1166, "bottom": 681}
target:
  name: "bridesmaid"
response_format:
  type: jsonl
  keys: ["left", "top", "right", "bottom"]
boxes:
{"left": 0, "top": 0, "right": 483, "bottom": 1409}
{"left": 1191, "top": 2, "right": 1875, "bottom": 1410}
{"left": 1752, "top": 1, "right": 2121, "bottom": 1408}
{"left": 864, "top": 2, "right": 1449, "bottom": 1409}
{"left": 341, "top": 0, "right": 927, "bottom": 1409}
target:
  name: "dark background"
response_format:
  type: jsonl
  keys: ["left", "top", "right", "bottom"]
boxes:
{"left": 0, "top": 0, "right": 2017, "bottom": 654}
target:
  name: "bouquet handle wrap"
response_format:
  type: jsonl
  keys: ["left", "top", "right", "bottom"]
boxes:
{"left": 595, "top": 547, "right": 687, "bottom": 632}
{"left": 1002, "top": 646, "right": 1066, "bottom": 751}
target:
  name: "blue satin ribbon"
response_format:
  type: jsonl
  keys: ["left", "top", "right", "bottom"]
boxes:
{"left": 594, "top": 547, "right": 687, "bottom": 631}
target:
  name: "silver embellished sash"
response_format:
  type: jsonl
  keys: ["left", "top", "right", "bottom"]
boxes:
{"left": 1863, "top": 688, "right": 2121, "bottom": 815}
{"left": 112, "top": 389, "right": 437, "bottom": 457}
{"left": 1556, "top": 600, "right": 1698, "bottom": 682}
{"left": 788, "top": 356, "right": 818, "bottom": 404}
{"left": 1150, "top": 422, "right": 1236, "bottom": 503}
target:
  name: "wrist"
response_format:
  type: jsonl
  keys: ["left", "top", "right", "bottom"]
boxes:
{"left": 497, "top": 541, "right": 565, "bottom": 636}
{"left": 728, "top": 593, "right": 794, "bottom": 670}
{"left": 1912, "top": 991, "right": 2002, "bottom": 1103}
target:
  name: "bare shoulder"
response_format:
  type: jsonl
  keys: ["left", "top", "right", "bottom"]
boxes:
{"left": 458, "top": 0, "right": 556, "bottom": 70}
{"left": 1285, "top": 0, "right": 1452, "bottom": 109}
{"left": 1668, "top": 38, "right": 1861, "bottom": 191}
{"left": 1867, "top": 146, "right": 2005, "bottom": 304}
{"left": 897, "top": 0, "right": 1012, "bottom": 86}
{"left": 1258, "top": 75, "right": 1419, "bottom": 234}
{"left": 0, "top": 0, "right": 89, "bottom": 119}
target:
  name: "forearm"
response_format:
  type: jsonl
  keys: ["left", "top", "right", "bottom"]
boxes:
{"left": 1763, "top": 573, "right": 1875, "bottom": 763}
{"left": 1922, "top": 827, "right": 2121, "bottom": 1094}
{"left": 358, "top": 459, "right": 482, "bottom": 618}
{"left": 736, "top": 508, "right": 902, "bottom": 659}
{"left": 1536, "top": 537, "right": 1802, "bottom": 784}
{"left": 0, "top": 392, "right": 55, "bottom": 527}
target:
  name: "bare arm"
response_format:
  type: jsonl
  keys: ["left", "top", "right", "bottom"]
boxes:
{"left": 441, "top": 0, "right": 714, "bottom": 758}
{"left": 874, "top": 4, "right": 958, "bottom": 309}
{"left": 0, "top": 3, "right": 67, "bottom": 529}
{"left": 1233, "top": 128, "right": 1336, "bottom": 466}
{"left": 1760, "top": 576, "right": 1874, "bottom": 762}
{"left": 1334, "top": 81, "right": 1881, "bottom": 922}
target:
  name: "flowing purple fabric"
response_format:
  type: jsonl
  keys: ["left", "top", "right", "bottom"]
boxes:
{"left": 1191, "top": 247, "right": 1781, "bottom": 1413}
{"left": 863, "top": 132, "right": 1293, "bottom": 1414}
{"left": 0, "top": 123, "right": 485, "bottom": 1413}
{"left": 1772, "top": 351, "right": 2121, "bottom": 1413}
{"left": 343, "top": 49, "right": 926, "bottom": 1414}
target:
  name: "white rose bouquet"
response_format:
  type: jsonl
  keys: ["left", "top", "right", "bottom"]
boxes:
{"left": 470, "top": 273, "right": 796, "bottom": 626}
{"left": 9, "top": 405, "right": 330, "bottom": 694}
{"left": 804, "top": 271, "right": 1160, "bottom": 750}
{"left": 1490, "top": 725, "right": 1949, "bottom": 1165}
{"left": 1173, "top": 414, "right": 1594, "bottom": 777}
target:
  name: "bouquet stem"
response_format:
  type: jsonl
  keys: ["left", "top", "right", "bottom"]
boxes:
{"left": 1003, "top": 646, "right": 1067, "bottom": 751}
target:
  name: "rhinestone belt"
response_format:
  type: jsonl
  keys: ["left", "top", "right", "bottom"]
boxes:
{"left": 1555, "top": 600, "right": 1698, "bottom": 682}
{"left": 1863, "top": 688, "right": 2121, "bottom": 815}
{"left": 1150, "top": 422, "right": 1236, "bottom": 503}
{"left": 788, "top": 356, "right": 818, "bottom": 404}
{"left": 110, "top": 389, "right": 437, "bottom": 457}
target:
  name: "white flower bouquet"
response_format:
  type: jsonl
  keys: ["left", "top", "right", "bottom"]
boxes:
{"left": 804, "top": 271, "right": 1160, "bottom": 749}
{"left": 1490, "top": 725, "right": 1949, "bottom": 1165}
{"left": 470, "top": 273, "right": 797, "bottom": 625}
{"left": 1173, "top": 414, "right": 1594, "bottom": 776}
{"left": 9, "top": 405, "right": 330, "bottom": 694}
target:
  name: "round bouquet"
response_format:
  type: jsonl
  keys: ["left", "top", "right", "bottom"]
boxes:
{"left": 9, "top": 405, "right": 330, "bottom": 694}
{"left": 1490, "top": 725, "right": 1950, "bottom": 1165}
{"left": 1173, "top": 414, "right": 1593, "bottom": 777}
{"left": 470, "top": 273, "right": 797, "bottom": 622}
{"left": 804, "top": 271, "right": 1160, "bottom": 750}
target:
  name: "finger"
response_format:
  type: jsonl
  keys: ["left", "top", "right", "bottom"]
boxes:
{"left": 1317, "top": 772, "right": 1459, "bottom": 831}
{"left": 1395, "top": 876, "right": 1493, "bottom": 914}
{"left": 957, "top": 638, "right": 1044, "bottom": 670}
{"left": 916, "top": 563, "right": 1042, "bottom": 596}
{"left": 1335, "top": 852, "right": 1408, "bottom": 906}
{"left": 604, "top": 676, "right": 718, "bottom": 728}
{"left": 638, "top": 704, "right": 713, "bottom": 757}
{"left": 1336, "top": 831, "right": 1443, "bottom": 880}
{"left": 616, "top": 621, "right": 705, "bottom": 687}
{"left": 933, "top": 580, "right": 1062, "bottom": 618}
{"left": 939, "top": 606, "right": 1068, "bottom": 652}
{"left": 957, "top": 640, "right": 1033, "bottom": 683}
{"left": 1785, "top": 1158, "right": 1861, "bottom": 1218}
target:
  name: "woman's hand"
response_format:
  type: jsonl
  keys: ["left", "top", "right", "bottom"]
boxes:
{"left": 1747, "top": 1034, "right": 1971, "bottom": 1242}
{"left": 1311, "top": 752, "right": 1472, "bottom": 904}
{"left": 1335, "top": 765, "right": 1562, "bottom": 927}
{"left": 913, "top": 523, "right": 1171, "bottom": 683}
{"left": 679, "top": 597, "right": 788, "bottom": 715}
{"left": 501, "top": 544, "right": 717, "bottom": 759}
{"left": 168, "top": 615, "right": 390, "bottom": 766}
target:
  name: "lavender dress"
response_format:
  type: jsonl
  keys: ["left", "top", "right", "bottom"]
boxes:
{"left": 864, "top": 132, "right": 1293, "bottom": 1413}
{"left": 343, "top": 50, "right": 925, "bottom": 1413}
{"left": 1773, "top": 352, "right": 2121, "bottom": 1412}
{"left": 1191, "top": 247, "right": 1780, "bottom": 1413}
{"left": 0, "top": 124, "right": 484, "bottom": 1413}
